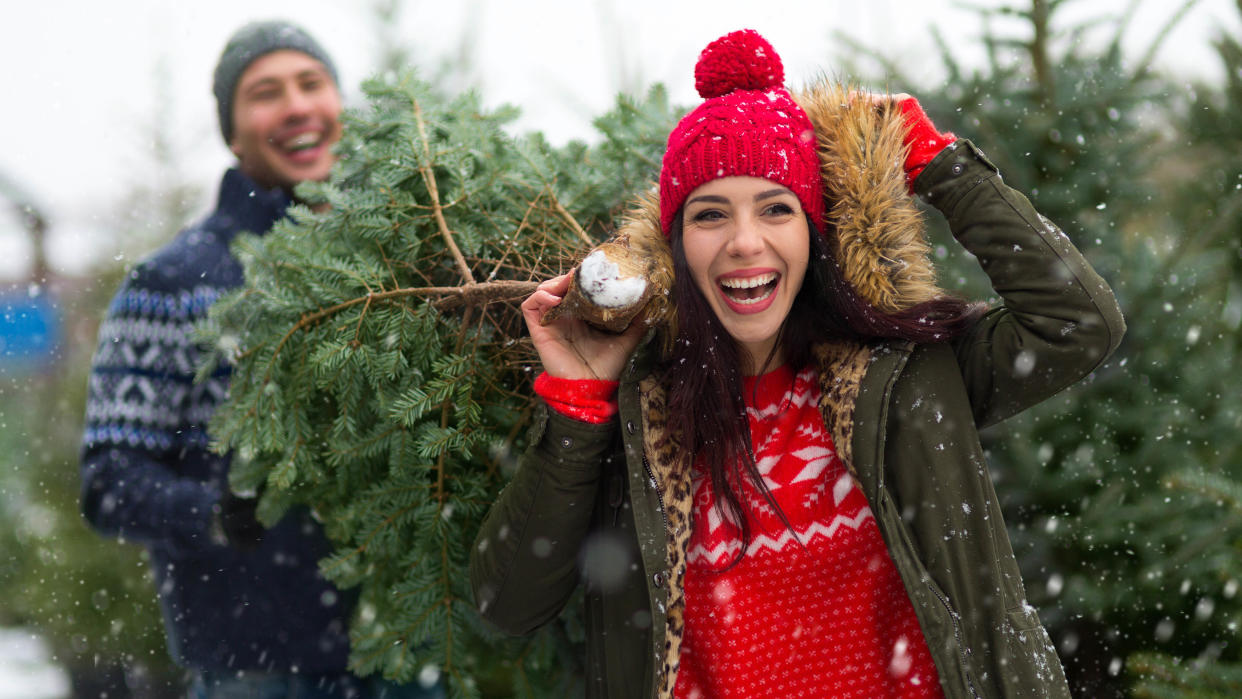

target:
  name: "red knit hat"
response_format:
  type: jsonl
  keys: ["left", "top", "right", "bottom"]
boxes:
{"left": 659, "top": 29, "right": 823, "bottom": 235}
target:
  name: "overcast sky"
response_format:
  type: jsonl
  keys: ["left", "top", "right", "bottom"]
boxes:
{"left": 1, "top": 0, "right": 1239, "bottom": 279}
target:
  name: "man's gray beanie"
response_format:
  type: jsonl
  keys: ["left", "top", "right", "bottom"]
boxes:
{"left": 213, "top": 20, "right": 339, "bottom": 143}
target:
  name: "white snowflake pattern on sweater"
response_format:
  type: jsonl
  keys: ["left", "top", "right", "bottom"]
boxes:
{"left": 675, "top": 364, "right": 943, "bottom": 698}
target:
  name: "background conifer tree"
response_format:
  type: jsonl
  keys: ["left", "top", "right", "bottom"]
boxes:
{"left": 1125, "top": 0, "right": 1242, "bottom": 695}
{"left": 843, "top": 0, "right": 1242, "bottom": 695}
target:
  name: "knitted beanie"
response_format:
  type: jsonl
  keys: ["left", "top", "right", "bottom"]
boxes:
{"left": 659, "top": 29, "right": 823, "bottom": 235}
{"left": 213, "top": 20, "right": 339, "bottom": 144}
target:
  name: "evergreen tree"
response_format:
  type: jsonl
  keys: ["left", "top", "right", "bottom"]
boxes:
{"left": 204, "top": 71, "right": 676, "bottom": 694}
{"left": 838, "top": 0, "right": 1242, "bottom": 695}
{"left": 1126, "top": 0, "right": 1242, "bottom": 694}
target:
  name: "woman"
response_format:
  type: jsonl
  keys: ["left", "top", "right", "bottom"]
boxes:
{"left": 470, "top": 29, "right": 1124, "bottom": 698}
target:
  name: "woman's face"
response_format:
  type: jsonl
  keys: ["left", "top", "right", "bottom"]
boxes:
{"left": 681, "top": 176, "right": 810, "bottom": 373}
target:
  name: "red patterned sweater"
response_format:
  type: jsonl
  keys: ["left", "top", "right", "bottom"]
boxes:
{"left": 673, "top": 365, "right": 943, "bottom": 697}
{"left": 534, "top": 366, "right": 944, "bottom": 696}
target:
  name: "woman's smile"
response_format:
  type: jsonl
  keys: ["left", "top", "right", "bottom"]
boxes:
{"left": 717, "top": 269, "right": 782, "bottom": 313}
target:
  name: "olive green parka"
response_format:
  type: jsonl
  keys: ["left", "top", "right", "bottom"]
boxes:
{"left": 470, "top": 82, "right": 1125, "bottom": 698}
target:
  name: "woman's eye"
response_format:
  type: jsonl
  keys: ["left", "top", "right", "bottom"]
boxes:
{"left": 691, "top": 209, "right": 724, "bottom": 222}
{"left": 763, "top": 202, "right": 795, "bottom": 216}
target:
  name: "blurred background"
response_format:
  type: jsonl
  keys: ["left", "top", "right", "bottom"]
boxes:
{"left": 2, "top": 0, "right": 1241, "bottom": 696}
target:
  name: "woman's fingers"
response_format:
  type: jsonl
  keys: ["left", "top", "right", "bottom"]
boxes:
{"left": 540, "top": 272, "right": 573, "bottom": 296}
{"left": 522, "top": 289, "right": 561, "bottom": 318}
{"left": 521, "top": 273, "right": 572, "bottom": 324}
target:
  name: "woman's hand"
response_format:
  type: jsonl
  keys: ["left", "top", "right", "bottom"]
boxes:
{"left": 851, "top": 90, "right": 955, "bottom": 192}
{"left": 522, "top": 272, "right": 646, "bottom": 381}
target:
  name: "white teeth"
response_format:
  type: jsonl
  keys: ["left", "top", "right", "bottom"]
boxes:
{"left": 285, "top": 132, "right": 322, "bottom": 149}
{"left": 719, "top": 272, "right": 777, "bottom": 289}
{"left": 719, "top": 272, "right": 778, "bottom": 306}
{"left": 730, "top": 286, "right": 776, "bottom": 305}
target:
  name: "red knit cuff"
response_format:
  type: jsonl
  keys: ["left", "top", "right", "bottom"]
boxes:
{"left": 899, "top": 98, "right": 956, "bottom": 193}
{"left": 533, "top": 372, "right": 620, "bottom": 425}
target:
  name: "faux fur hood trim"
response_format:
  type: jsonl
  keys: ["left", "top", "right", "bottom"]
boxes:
{"left": 796, "top": 81, "right": 944, "bottom": 314}
{"left": 616, "top": 78, "right": 946, "bottom": 346}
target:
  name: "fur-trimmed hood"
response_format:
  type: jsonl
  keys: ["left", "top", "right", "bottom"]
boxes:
{"left": 614, "top": 79, "right": 946, "bottom": 347}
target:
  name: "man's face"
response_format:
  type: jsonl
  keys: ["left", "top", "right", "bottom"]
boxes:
{"left": 229, "top": 50, "right": 342, "bottom": 192}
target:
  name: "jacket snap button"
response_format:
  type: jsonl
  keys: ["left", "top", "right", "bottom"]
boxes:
{"left": 951, "top": 163, "right": 964, "bottom": 175}
{"left": 652, "top": 572, "right": 665, "bottom": 587}
{"left": 559, "top": 436, "right": 573, "bottom": 449}
{"left": 626, "top": 420, "right": 635, "bottom": 434}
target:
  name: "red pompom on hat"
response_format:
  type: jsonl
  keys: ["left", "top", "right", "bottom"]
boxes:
{"left": 694, "top": 29, "right": 784, "bottom": 98}
{"left": 659, "top": 29, "right": 823, "bottom": 235}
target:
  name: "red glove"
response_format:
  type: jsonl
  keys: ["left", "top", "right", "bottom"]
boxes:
{"left": 533, "top": 372, "right": 620, "bottom": 425}
{"left": 899, "top": 97, "right": 956, "bottom": 193}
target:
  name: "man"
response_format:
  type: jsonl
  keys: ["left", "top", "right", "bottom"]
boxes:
{"left": 80, "top": 20, "right": 435, "bottom": 698}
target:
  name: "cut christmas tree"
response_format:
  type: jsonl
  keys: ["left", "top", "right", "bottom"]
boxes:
{"left": 200, "top": 71, "right": 679, "bottom": 694}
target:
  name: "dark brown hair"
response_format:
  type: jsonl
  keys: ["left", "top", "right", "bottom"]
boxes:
{"left": 661, "top": 213, "right": 981, "bottom": 566}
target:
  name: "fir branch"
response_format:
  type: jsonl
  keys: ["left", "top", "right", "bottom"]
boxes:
{"left": 375, "top": 239, "right": 400, "bottom": 291}
{"left": 270, "top": 438, "right": 305, "bottom": 490}
{"left": 327, "top": 425, "right": 403, "bottom": 460}
{"left": 487, "top": 192, "right": 546, "bottom": 282}
{"left": 438, "top": 307, "right": 475, "bottom": 505}
{"left": 440, "top": 539, "right": 455, "bottom": 678}
{"left": 412, "top": 97, "right": 475, "bottom": 284}
{"left": 322, "top": 499, "right": 421, "bottom": 575}
{"left": 430, "top": 280, "right": 539, "bottom": 310}
{"left": 354, "top": 291, "right": 374, "bottom": 342}
{"left": 243, "top": 280, "right": 536, "bottom": 368}
{"left": 551, "top": 192, "right": 594, "bottom": 246}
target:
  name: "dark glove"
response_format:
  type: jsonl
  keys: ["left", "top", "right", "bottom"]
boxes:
{"left": 212, "top": 489, "right": 265, "bottom": 551}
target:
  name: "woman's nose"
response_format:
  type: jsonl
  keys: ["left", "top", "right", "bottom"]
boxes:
{"left": 726, "top": 216, "right": 765, "bottom": 257}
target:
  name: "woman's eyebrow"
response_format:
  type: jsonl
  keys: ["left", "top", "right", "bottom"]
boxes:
{"left": 755, "top": 188, "right": 793, "bottom": 201}
{"left": 685, "top": 194, "right": 729, "bottom": 206}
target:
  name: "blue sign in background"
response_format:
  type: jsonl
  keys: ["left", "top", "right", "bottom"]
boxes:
{"left": 0, "top": 291, "right": 60, "bottom": 367}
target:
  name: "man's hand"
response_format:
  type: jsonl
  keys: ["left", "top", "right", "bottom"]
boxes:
{"left": 212, "top": 489, "right": 265, "bottom": 551}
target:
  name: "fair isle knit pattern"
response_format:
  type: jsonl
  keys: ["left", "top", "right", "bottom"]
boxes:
{"left": 81, "top": 169, "right": 291, "bottom": 468}
{"left": 84, "top": 285, "right": 229, "bottom": 452}
{"left": 674, "top": 365, "right": 943, "bottom": 698}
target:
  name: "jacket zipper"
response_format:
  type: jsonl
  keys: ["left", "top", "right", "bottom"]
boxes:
{"left": 926, "top": 578, "right": 980, "bottom": 698}
{"left": 641, "top": 453, "right": 670, "bottom": 535}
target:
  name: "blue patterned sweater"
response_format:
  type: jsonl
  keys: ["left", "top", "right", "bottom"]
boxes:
{"left": 80, "top": 168, "right": 353, "bottom": 673}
